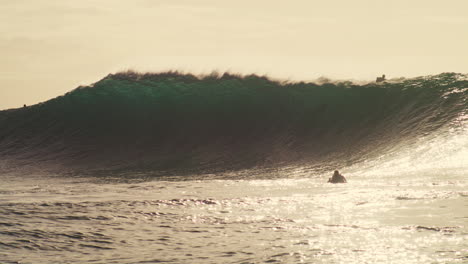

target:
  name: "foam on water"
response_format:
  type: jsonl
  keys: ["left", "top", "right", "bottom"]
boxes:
{"left": 0, "top": 172, "right": 466, "bottom": 263}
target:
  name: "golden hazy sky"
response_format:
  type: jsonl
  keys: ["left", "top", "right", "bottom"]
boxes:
{"left": 1, "top": 0, "right": 467, "bottom": 109}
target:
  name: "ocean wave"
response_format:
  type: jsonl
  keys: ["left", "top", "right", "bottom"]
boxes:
{"left": 0, "top": 72, "right": 466, "bottom": 177}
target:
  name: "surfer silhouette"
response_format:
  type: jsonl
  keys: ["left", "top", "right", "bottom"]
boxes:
{"left": 328, "top": 170, "right": 347, "bottom": 183}
{"left": 376, "top": 74, "right": 386, "bottom": 83}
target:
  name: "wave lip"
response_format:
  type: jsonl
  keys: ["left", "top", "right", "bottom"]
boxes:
{"left": 0, "top": 72, "right": 466, "bottom": 177}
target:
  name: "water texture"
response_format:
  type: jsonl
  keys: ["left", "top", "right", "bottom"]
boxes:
{"left": 0, "top": 72, "right": 467, "bottom": 263}
{"left": 0, "top": 72, "right": 466, "bottom": 176}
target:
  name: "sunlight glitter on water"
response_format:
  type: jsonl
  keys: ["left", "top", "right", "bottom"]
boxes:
{"left": 0, "top": 173, "right": 467, "bottom": 264}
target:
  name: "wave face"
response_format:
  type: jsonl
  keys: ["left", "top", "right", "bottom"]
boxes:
{"left": 0, "top": 72, "right": 467, "bottom": 177}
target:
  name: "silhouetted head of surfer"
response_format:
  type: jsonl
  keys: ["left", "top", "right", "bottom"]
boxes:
{"left": 328, "top": 170, "right": 347, "bottom": 183}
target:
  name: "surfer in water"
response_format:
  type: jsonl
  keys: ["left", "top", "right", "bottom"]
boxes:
{"left": 328, "top": 170, "right": 347, "bottom": 183}
{"left": 376, "top": 74, "right": 386, "bottom": 83}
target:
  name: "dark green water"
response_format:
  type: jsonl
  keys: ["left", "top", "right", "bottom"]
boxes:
{"left": 0, "top": 72, "right": 466, "bottom": 177}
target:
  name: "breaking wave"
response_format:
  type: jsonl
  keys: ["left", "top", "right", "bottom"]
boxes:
{"left": 0, "top": 72, "right": 466, "bottom": 178}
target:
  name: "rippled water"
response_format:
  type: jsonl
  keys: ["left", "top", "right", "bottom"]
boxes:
{"left": 1, "top": 171, "right": 467, "bottom": 264}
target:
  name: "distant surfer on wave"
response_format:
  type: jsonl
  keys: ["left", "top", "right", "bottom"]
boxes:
{"left": 376, "top": 74, "right": 386, "bottom": 83}
{"left": 328, "top": 170, "right": 347, "bottom": 183}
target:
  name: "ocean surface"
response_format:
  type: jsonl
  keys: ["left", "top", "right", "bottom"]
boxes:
{"left": 0, "top": 72, "right": 467, "bottom": 263}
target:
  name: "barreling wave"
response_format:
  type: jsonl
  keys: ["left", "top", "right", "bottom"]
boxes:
{"left": 0, "top": 72, "right": 466, "bottom": 177}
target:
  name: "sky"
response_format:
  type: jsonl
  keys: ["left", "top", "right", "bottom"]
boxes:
{"left": 1, "top": 0, "right": 467, "bottom": 110}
